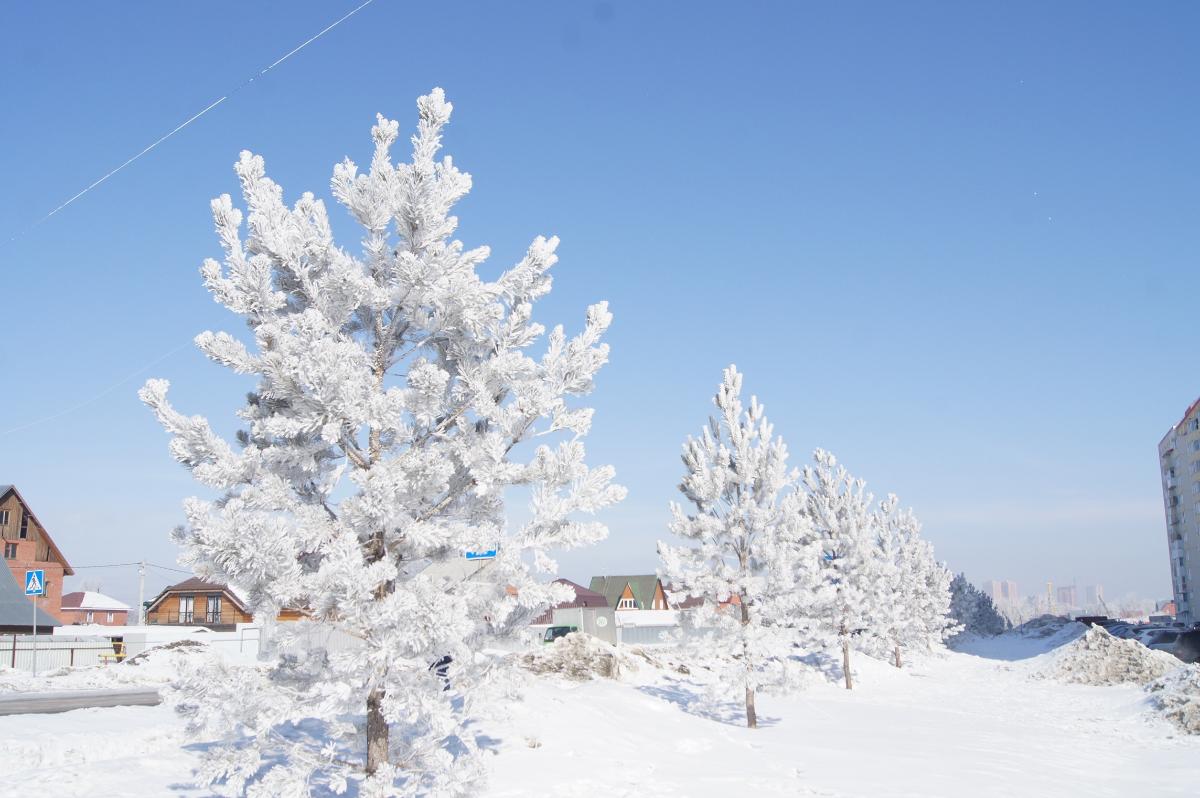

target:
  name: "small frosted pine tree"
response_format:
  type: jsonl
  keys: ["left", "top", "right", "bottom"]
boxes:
{"left": 872, "top": 501, "right": 955, "bottom": 666}
{"left": 802, "top": 449, "right": 879, "bottom": 690}
{"left": 141, "top": 89, "right": 624, "bottom": 796}
{"left": 658, "top": 366, "right": 816, "bottom": 728}
{"left": 949, "top": 573, "right": 1009, "bottom": 638}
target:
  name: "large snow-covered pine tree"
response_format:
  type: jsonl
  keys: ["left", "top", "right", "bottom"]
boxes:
{"left": 141, "top": 89, "right": 625, "bottom": 796}
{"left": 658, "top": 366, "right": 817, "bottom": 728}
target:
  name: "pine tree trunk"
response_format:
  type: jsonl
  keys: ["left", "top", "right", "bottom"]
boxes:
{"left": 366, "top": 687, "right": 388, "bottom": 775}
{"left": 842, "top": 638, "right": 853, "bottom": 690}
{"left": 738, "top": 590, "right": 756, "bottom": 728}
{"left": 894, "top": 644, "right": 902, "bottom": 669}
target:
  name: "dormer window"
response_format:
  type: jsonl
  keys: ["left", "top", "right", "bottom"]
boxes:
{"left": 617, "top": 597, "right": 637, "bottom": 609}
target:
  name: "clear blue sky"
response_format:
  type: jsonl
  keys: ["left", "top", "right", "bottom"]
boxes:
{"left": 1, "top": 1, "right": 1196, "bottom": 609}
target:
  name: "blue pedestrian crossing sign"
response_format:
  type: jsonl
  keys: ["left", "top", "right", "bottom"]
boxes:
{"left": 24, "top": 569, "right": 45, "bottom": 596}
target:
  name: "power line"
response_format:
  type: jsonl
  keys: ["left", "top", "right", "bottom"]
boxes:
{"left": 9, "top": 0, "right": 381, "bottom": 242}
{"left": 72, "top": 561, "right": 190, "bottom": 574}
{"left": 147, "top": 562, "right": 191, "bottom": 574}
{"left": 71, "top": 562, "right": 142, "bottom": 570}
{"left": 1, "top": 340, "right": 192, "bottom": 436}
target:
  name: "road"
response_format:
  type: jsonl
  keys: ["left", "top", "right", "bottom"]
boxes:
{"left": 0, "top": 687, "right": 161, "bottom": 715}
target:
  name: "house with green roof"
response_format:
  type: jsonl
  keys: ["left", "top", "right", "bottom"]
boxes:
{"left": 588, "top": 574, "right": 671, "bottom": 611}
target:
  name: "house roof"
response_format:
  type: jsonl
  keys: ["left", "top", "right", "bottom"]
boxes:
{"left": 146, "top": 577, "right": 250, "bottom": 614}
{"left": 61, "top": 591, "right": 131, "bottom": 612}
{"left": 0, "top": 561, "right": 60, "bottom": 629}
{"left": 529, "top": 579, "right": 609, "bottom": 624}
{"left": 588, "top": 575, "right": 663, "bottom": 610}
{"left": 556, "top": 579, "right": 608, "bottom": 606}
{"left": 0, "top": 485, "right": 74, "bottom": 575}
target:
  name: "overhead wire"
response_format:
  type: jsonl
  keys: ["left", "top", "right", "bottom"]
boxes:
{"left": 9, "top": 0, "right": 381, "bottom": 241}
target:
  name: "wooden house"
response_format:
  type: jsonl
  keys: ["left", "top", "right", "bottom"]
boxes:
{"left": 145, "top": 577, "right": 253, "bottom": 630}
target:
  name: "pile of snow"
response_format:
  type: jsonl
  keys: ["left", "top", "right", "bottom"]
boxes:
{"left": 0, "top": 639, "right": 220, "bottom": 694}
{"left": 1012, "top": 615, "right": 1088, "bottom": 642}
{"left": 1036, "top": 626, "right": 1180, "bottom": 686}
{"left": 518, "top": 633, "right": 639, "bottom": 681}
{"left": 1146, "top": 664, "right": 1200, "bottom": 734}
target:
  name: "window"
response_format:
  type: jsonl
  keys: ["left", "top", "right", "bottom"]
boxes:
{"left": 106, "top": 612, "right": 113, "bottom": 623}
{"left": 617, "top": 597, "right": 637, "bottom": 609}
{"left": 3, "top": 543, "right": 15, "bottom": 559}
{"left": 1191, "top": 418, "right": 1199, "bottom": 432}
{"left": 86, "top": 611, "right": 94, "bottom": 623}
{"left": 206, "top": 595, "right": 222, "bottom": 624}
{"left": 0, "top": 509, "right": 8, "bottom": 525}
{"left": 178, "top": 595, "right": 194, "bottom": 624}
{"left": 18, "top": 513, "right": 28, "bottom": 539}
{"left": 1192, "top": 439, "right": 1200, "bottom": 452}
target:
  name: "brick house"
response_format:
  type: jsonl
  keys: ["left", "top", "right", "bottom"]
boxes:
{"left": 145, "top": 577, "right": 253, "bottom": 630}
{"left": 0, "top": 485, "right": 74, "bottom": 624}
{"left": 61, "top": 590, "right": 131, "bottom": 626}
{"left": 531, "top": 579, "right": 610, "bottom": 624}
{"left": 588, "top": 574, "right": 671, "bottom": 611}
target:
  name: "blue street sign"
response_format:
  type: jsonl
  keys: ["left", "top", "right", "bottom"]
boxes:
{"left": 25, "top": 569, "right": 45, "bottom": 596}
{"left": 465, "top": 549, "right": 497, "bottom": 560}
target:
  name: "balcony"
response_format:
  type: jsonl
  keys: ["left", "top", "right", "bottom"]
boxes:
{"left": 149, "top": 612, "right": 228, "bottom": 628}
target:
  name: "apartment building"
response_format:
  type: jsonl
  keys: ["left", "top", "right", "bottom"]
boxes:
{"left": 983, "top": 580, "right": 1019, "bottom": 606}
{"left": 1159, "top": 397, "right": 1200, "bottom": 625}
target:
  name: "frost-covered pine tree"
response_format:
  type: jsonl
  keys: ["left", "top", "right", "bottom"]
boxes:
{"left": 658, "top": 366, "right": 816, "bottom": 728}
{"left": 873, "top": 501, "right": 955, "bottom": 666}
{"left": 948, "top": 573, "right": 1008, "bottom": 638}
{"left": 907, "top": 535, "right": 958, "bottom": 647}
{"left": 141, "top": 89, "right": 625, "bottom": 797}
{"left": 802, "top": 449, "right": 880, "bottom": 690}
{"left": 869, "top": 495, "right": 910, "bottom": 668}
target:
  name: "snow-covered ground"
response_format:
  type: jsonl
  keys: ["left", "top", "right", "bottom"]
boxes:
{"left": 2, "top": 625, "right": 1199, "bottom": 797}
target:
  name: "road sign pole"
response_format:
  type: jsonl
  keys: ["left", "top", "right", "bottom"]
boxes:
{"left": 31, "top": 594, "right": 37, "bottom": 678}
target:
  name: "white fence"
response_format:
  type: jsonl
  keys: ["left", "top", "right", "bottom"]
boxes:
{"left": 2, "top": 635, "right": 120, "bottom": 672}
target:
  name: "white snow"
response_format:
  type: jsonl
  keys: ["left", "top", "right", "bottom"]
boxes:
{"left": 3, "top": 633, "right": 1200, "bottom": 796}
{"left": 1033, "top": 625, "right": 1181, "bottom": 686}
{"left": 60, "top": 591, "right": 131, "bottom": 612}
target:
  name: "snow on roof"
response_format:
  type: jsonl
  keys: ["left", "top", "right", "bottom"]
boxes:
{"left": 61, "top": 591, "right": 131, "bottom": 612}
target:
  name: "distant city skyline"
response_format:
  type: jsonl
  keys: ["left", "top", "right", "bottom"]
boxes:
{"left": 2, "top": 2, "right": 1197, "bottom": 610}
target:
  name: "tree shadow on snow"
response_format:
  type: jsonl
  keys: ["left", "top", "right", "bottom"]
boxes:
{"left": 637, "top": 678, "right": 780, "bottom": 728}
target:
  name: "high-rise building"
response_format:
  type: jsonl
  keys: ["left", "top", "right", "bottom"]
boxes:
{"left": 1083, "top": 584, "right": 1104, "bottom": 607}
{"left": 983, "top": 580, "right": 1019, "bottom": 606}
{"left": 1159, "top": 397, "right": 1200, "bottom": 625}
{"left": 1056, "top": 585, "right": 1078, "bottom": 608}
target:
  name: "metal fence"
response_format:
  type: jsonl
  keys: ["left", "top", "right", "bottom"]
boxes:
{"left": 3, "top": 635, "right": 122, "bottom": 672}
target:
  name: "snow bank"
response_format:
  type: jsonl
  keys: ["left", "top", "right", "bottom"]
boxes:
{"left": 1012, "top": 615, "right": 1088, "bottom": 643}
{"left": 1035, "top": 626, "right": 1180, "bottom": 686}
{"left": 1146, "top": 663, "right": 1200, "bottom": 734}
{"left": 518, "top": 633, "right": 639, "bottom": 681}
{"left": 0, "top": 639, "right": 223, "bottom": 694}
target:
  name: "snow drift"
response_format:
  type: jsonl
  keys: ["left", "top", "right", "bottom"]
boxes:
{"left": 1146, "top": 663, "right": 1200, "bottom": 735}
{"left": 518, "top": 633, "right": 639, "bottom": 681}
{"left": 1036, "top": 626, "right": 1180, "bottom": 686}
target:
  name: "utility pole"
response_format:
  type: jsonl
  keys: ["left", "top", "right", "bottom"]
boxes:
{"left": 137, "top": 560, "right": 146, "bottom": 625}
